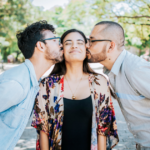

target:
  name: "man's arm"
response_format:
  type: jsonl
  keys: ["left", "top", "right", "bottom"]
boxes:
{"left": 0, "top": 80, "right": 24, "bottom": 112}
{"left": 129, "top": 61, "right": 150, "bottom": 99}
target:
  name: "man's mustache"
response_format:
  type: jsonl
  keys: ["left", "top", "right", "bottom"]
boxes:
{"left": 86, "top": 49, "right": 97, "bottom": 63}
{"left": 86, "top": 49, "right": 92, "bottom": 60}
{"left": 86, "top": 49, "right": 96, "bottom": 63}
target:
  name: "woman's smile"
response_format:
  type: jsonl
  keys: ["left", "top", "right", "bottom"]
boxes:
{"left": 70, "top": 50, "right": 81, "bottom": 53}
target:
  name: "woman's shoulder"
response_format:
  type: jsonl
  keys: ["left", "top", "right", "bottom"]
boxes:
{"left": 90, "top": 73, "right": 116, "bottom": 98}
{"left": 89, "top": 73, "right": 109, "bottom": 85}
{"left": 40, "top": 74, "right": 63, "bottom": 87}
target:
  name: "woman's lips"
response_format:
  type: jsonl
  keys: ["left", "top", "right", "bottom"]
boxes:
{"left": 70, "top": 50, "right": 81, "bottom": 53}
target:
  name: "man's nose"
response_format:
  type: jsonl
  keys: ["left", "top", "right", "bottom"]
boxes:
{"left": 86, "top": 42, "right": 90, "bottom": 49}
{"left": 59, "top": 44, "right": 63, "bottom": 50}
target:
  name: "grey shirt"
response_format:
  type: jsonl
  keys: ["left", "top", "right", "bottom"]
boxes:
{"left": 103, "top": 50, "right": 150, "bottom": 147}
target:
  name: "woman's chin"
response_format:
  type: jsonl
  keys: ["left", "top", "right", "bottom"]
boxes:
{"left": 67, "top": 57, "right": 85, "bottom": 62}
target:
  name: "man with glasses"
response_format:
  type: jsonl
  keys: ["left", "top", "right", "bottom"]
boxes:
{"left": 0, "top": 20, "right": 63, "bottom": 149}
{"left": 87, "top": 21, "right": 150, "bottom": 150}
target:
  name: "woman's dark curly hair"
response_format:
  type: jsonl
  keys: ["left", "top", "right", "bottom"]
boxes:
{"left": 16, "top": 20, "right": 55, "bottom": 59}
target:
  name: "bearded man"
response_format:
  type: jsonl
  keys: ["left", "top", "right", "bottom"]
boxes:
{"left": 87, "top": 21, "right": 150, "bottom": 150}
{"left": 0, "top": 20, "right": 63, "bottom": 150}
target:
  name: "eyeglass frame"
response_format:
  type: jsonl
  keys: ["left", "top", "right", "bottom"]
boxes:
{"left": 40, "top": 37, "right": 61, "bottom": 45}
{"left": 87, "top": 39, "right": 112, "bottom": 46}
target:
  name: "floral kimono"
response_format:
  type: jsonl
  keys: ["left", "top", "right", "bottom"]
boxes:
{"left": 31, "top": 73, "right": 119, "bottom": 150}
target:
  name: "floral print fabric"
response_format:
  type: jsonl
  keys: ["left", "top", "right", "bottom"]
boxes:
{"left": 31, "top": 74, "right": 119, "bottom": 150}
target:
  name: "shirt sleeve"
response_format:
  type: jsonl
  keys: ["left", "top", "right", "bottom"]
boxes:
{"left": 31, "top": 82, "right": 50, "bottom": 135}
{"left": 96, "top": 75, "right": 119, "bottom": 147}
{"left": 0, "top": 80, "right": 24, "bottom": 113}
{"left": 130, "top": 61, "right": 150, "bottom": 99}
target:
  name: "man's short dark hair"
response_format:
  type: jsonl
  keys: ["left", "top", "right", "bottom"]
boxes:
{"left": 95, "top": 21, "right": 125, "bottom": 47}
{"left": 96, "top": 21, "right": 124, "bottom": 33}
{"left": 16, "top": 20, "right": 55, "bottom": 59}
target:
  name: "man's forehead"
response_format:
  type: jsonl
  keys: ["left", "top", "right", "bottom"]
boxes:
{"left": 90, "top": 25, "right": 106, "bottom": 38}
{"left": 42, "top": 30, "right": 54, "bottom": 38}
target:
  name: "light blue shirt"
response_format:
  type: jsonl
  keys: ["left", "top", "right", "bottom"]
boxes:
{"left": 0, "top": 59, "right": 40, "bottom": 150}
{"left": 104, "top": 50, "right": 150, "bottom": 147}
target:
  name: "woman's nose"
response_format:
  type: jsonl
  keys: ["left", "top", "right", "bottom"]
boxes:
{"left": 72, "top": 43, "right": 78, "bottom": 48}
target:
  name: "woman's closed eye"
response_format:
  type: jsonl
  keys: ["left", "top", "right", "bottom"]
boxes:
{"left": 77, "top": 42, "right": 84, "bottom": 45}
{"left": 65, "top": 41, "right": 84, "bottom": 45}
{"left": 65, "top": 42, "right": 72, "bottom": 45}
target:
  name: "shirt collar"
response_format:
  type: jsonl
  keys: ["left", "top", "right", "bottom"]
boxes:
{"left": 24, "top": 59, "right": 39, "bottom": 87}
{"left": 103, "top": 49, "right": 126, "bottom": 76}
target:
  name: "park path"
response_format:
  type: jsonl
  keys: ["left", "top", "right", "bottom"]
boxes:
{"left": 0, "top": 63, "right": 136, "bottom": 150}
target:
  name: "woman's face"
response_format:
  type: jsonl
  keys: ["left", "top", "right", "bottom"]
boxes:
{"left": 63, "top": 32, "right": 86, "bottom": 62}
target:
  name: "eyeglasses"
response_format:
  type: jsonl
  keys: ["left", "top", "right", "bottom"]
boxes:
{"left": 88, "top": 39, "right": 112, "bottom": 46}
{"left": 40, "top": 37, "right": 61, "bottom": 45}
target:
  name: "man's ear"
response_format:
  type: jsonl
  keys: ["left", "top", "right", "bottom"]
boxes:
{"left": 108, "top": 41, "right": 115, "bottom": 53}
{"left": 36, "top": 41, "right": 46, "bottom": 52}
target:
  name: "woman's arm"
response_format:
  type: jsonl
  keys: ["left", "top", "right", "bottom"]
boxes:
{"left": 94, "top": 74, "right": 119, "bottom": 149}
{"left": 40, "top": 131, "right": 49, "bottom": 150}
{"left": 31, "top": 81, "right": 50, "bottom": 150}
{"left": 98, "top": 135, "right": 106, "bottom": 150}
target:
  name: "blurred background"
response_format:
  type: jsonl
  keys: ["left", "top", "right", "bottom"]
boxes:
{"left": 0, "top": 0, "right": 150, "bottom": 66}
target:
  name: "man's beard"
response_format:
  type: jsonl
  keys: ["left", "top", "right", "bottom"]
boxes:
{"left": 45, "top": 49, "right": 63, "bottom": 63}
{"left": 87, "top": 46, "right": 107, "bottom": 63}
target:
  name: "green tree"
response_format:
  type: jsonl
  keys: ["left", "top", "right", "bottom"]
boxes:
{"left": 1, "top": 0, "right": 150, "bottom": 60}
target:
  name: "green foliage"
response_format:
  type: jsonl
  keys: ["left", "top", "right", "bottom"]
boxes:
{"left": 0, "top": 0, "right": 150, "bottom": 60}
{"left": 0, "top": 0, "right": 43, "bottom": 61}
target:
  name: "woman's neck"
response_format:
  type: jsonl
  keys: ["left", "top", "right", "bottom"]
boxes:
{"left": 65, "top": 62, "right": 85, "bottom": 81}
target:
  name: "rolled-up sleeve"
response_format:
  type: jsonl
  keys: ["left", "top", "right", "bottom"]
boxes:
{"left": 130, "top": 61, "right": 150, "bottom": 99}
{"left": 31, "top": 82, "right": 50, "bottom": 135}
{"left": 0, "top": 80, "right": 24, "bottom": 112}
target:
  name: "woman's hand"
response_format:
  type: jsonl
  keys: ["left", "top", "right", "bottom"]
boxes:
{"left": 98, "top": 135, "right": 106, "bottom": 150}
{"left": 40, "top": 130, "right": 49, "bottom": 150}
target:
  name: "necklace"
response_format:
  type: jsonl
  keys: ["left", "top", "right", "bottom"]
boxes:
{"left": 65, "top": 75, "right": 83, "bottom": 100}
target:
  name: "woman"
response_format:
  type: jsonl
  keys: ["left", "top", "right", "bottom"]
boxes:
{"left": 31, "top": 29, "right": 119, "bottom": 150}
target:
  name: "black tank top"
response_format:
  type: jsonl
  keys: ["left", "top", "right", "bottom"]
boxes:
{"left": 62, "top": 95, "right": 93, "bottom": 150}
